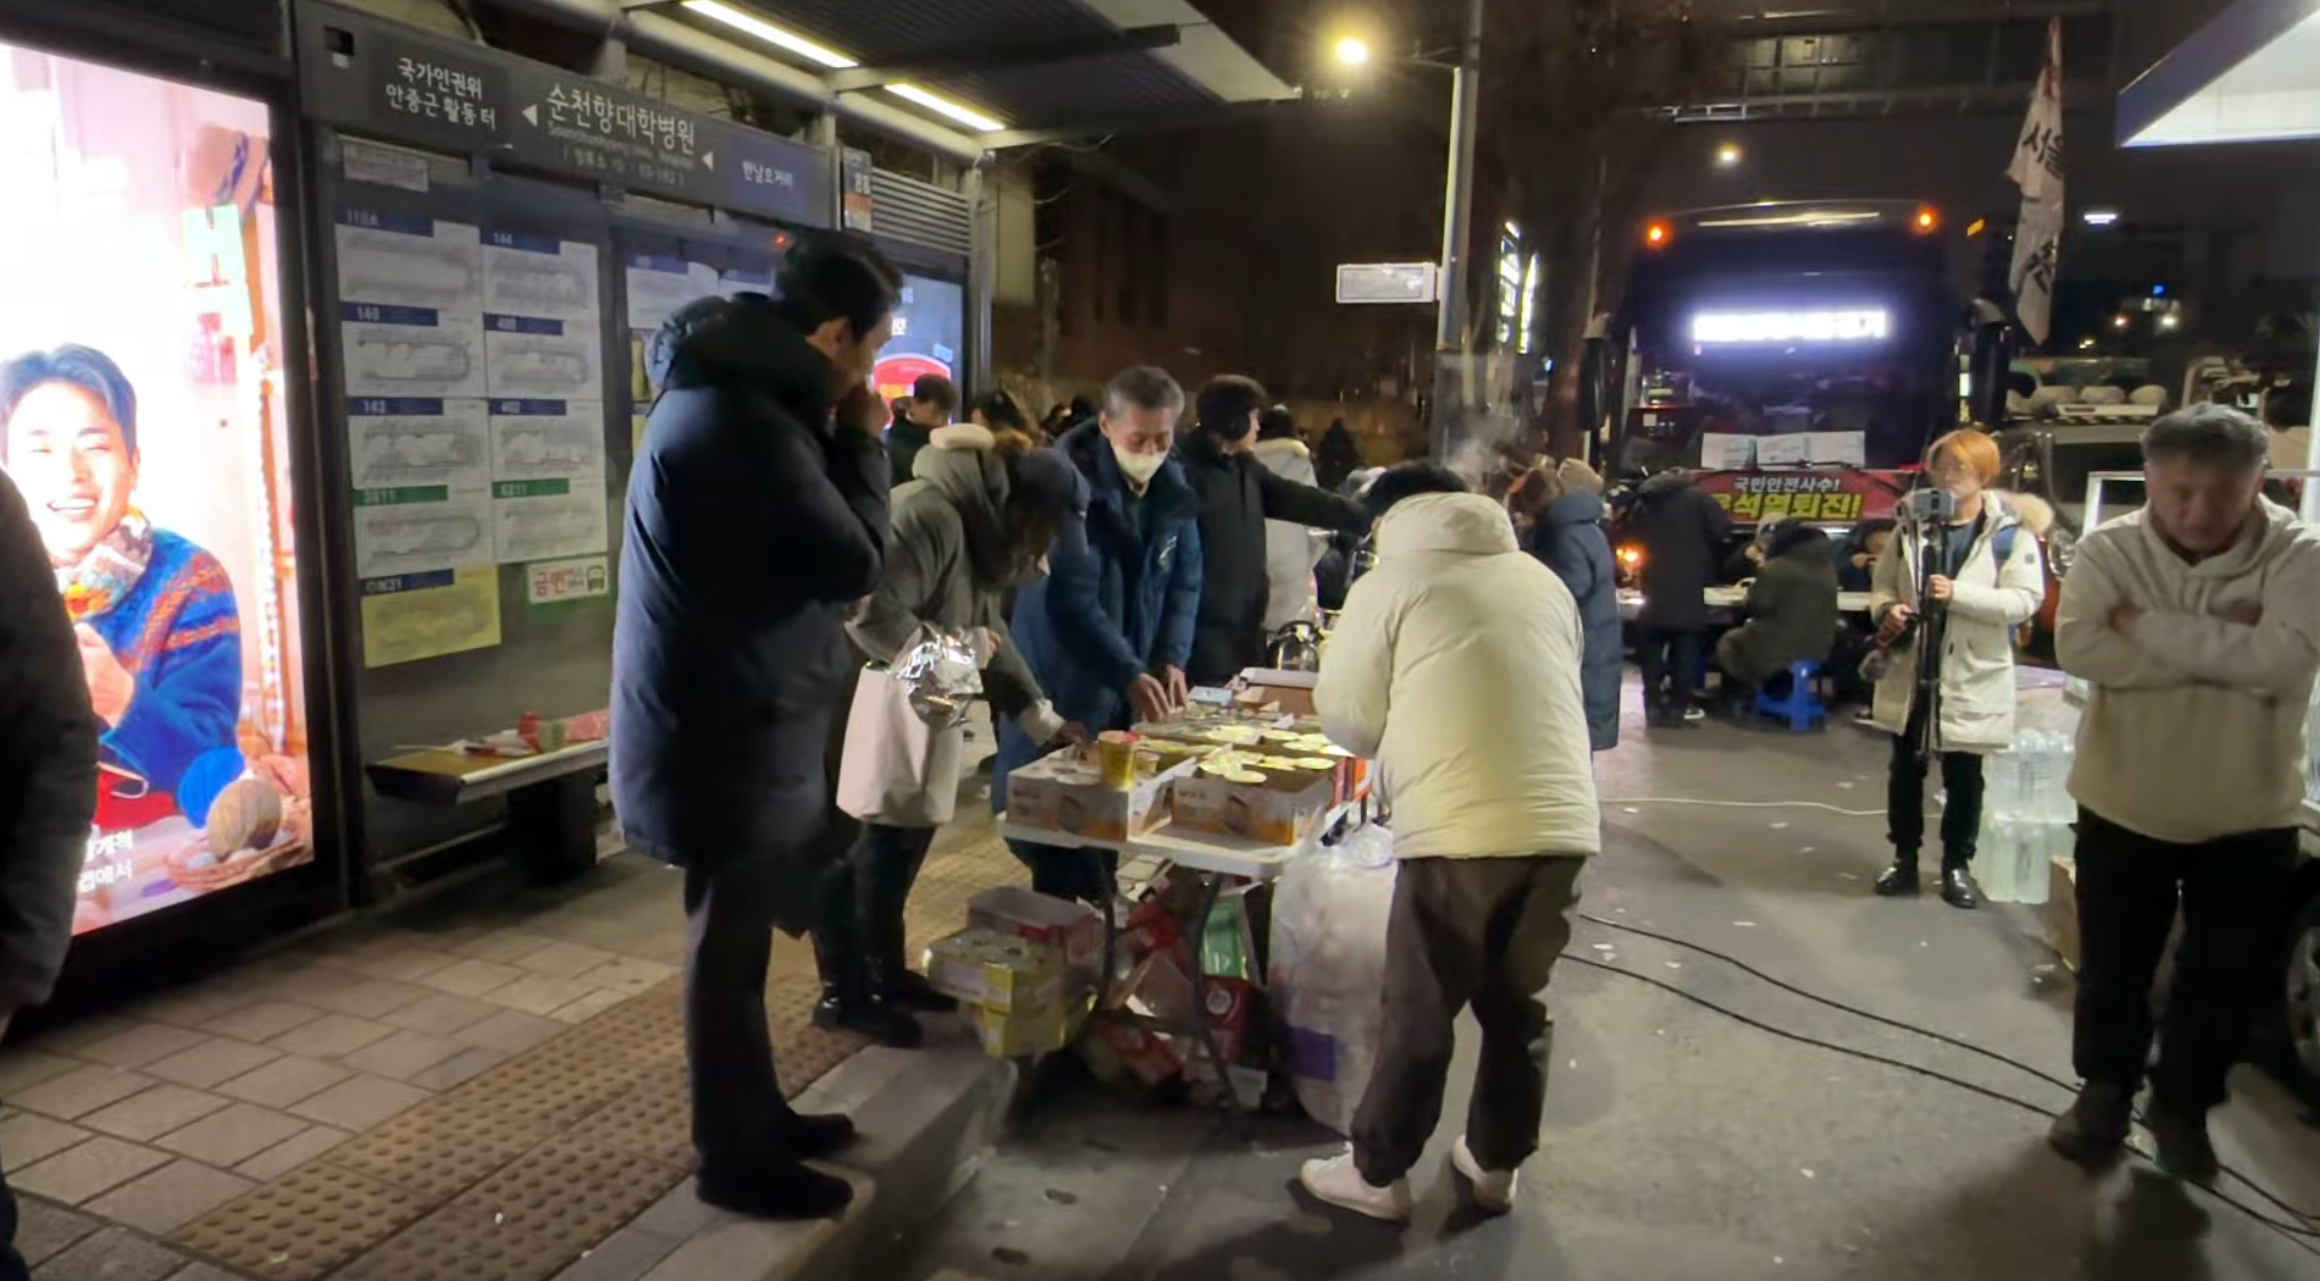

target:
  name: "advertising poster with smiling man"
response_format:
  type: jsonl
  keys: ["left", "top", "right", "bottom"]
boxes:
{"left": 0, "top": 38, "right": 315, "bottom": 934}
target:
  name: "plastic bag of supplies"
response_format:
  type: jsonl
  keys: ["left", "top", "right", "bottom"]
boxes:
{"left": 836, "top": 629, "right": 981, "bottom": 826}
{"left": 1266, "top": 822, "right": 1397, "bottom": 1134}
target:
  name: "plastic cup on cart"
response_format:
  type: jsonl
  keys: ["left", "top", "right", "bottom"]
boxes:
{"left": 1098, "top": 731, "right": 1140, "bottom": 791}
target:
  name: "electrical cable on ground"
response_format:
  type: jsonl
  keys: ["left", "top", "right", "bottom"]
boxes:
{"left": 1600, "top": 797, "right": 1889, "bottom": 818}
{"left": 1559, "top": 954, "right": 2320, "bottom": 1253}
{"left": 1574, "top": 912, "right": 2320, "bottom": 1231}
{"left": 1559, "top": 944, "right": 2320, "bottom": 1254}
{"left": 1578, "top": 912, "right": 2077, "bottom": 1093}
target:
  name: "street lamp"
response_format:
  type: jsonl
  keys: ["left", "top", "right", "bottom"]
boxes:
{"left": 1716, "top": 143, "right": 1742, "bottom": 168}
{"left": 1329, "top": 0, "right": 1485, "bottom": 458}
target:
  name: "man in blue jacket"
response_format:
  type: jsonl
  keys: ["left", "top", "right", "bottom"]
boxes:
{"left": 612, "top": 235, "right": 900, "bottom": 1222}
{"left": 996, "top": 366, "right": 1201, "bottom": 901}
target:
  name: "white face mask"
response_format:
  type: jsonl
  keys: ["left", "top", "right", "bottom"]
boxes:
{"left": 1113, "top": 445, "right": 1166, "bottom": 487}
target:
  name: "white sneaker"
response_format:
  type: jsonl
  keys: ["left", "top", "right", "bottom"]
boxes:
{"left": 1297, "top": 1150, "right": 1412, "bottom": 1221}
{"left": 1683, "top": 706, "right": 1707, "bottom": 722}
{"left": 1451, "top": 1136, "right": 1518, "bottom": 1213}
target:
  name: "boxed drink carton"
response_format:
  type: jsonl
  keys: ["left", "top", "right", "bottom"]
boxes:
{"left": 1181, "top": 978, "right": 1268, "bottom": 1108}
{"left": 1090, "top": 1019, "right": 1182, "bottom": 1086}
{"left": 1005, "top": 749, "right": 1193, "bottom": 842}
{"left": 1172, "top": 763, "right": 1335, "bottom": 845}
{"left": 968, "top": 998, "right": 1074, "bottom": 1059}
{"left": 1119, "top": 875, "right": 1206, "bottom": 973}
{"left": 1193, "top": 976, "right": 1256, "bottom": 1065}
{"left": 923, "top": 928, "right": 1066, "bottom": 1012}
{"left": 1122, "top": 950, "right": 1199, "bottom": 1026}
{"left": 968, "top": 886, "right": 1103, "bottom": 971}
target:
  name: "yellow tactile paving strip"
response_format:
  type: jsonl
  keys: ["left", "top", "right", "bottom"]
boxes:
{"left": 168, "top": 832, "right": 1020, "bottom": 1281}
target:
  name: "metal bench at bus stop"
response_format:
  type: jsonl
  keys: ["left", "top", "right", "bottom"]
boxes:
{"left": 367, "top": 740, "right": 607, "bottom": 884}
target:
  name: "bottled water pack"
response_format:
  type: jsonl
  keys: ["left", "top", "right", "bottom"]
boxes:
{"left": 1975, "top": 729, "right": 2073, "bottom": 905}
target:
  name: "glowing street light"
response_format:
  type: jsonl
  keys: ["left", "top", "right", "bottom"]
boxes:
{"left": 1716, "top": 143, "right": 1742, "bottom": 168}
{"left": 1326, "top": 3, "right": 1485, "bottom": 448}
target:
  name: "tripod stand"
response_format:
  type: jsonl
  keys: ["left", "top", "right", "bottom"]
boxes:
{"left": 1907, "top": 520, "right": 1949, "bottom": 770}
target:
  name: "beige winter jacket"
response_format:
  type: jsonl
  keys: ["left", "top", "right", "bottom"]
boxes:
{"left": 2059, "top": 498, "right": 2320, "bottom": 843}
{"left": 1868, "top": 493, "right": 2047, "bottom": 753}
{"left": 1316, "top": 493, "right": 1601, "bottom": 860}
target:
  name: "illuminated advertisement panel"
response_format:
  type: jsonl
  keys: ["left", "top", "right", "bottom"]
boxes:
{"left": 872, "top": 273, "right": 964, "bottom": 404}
{"left": 0, "top": 40, "right": 313, "bottom": 934}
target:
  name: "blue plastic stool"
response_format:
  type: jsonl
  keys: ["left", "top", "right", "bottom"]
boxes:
{"left": 1754, "top": 660, "right": 1826, "bottom": 732}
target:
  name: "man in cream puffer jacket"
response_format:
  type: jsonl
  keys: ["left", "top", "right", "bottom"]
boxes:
{"left": 2051, "top": 403, "right": 2320, "bottom": 1187}
{"left": 1300, "top": 463, "right": 1599, "bottom": 1222}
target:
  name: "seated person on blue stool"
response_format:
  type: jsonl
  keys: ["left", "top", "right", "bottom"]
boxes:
{"left": 1712, "top": 521, "right": 1839, "bottom": 719}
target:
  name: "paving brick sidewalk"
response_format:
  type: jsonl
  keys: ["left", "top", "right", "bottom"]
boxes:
{"left": 5, "top": 821, "right": 1021, "bottom": 1281}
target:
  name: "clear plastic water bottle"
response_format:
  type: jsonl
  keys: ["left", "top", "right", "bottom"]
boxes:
{"left": 2049, "top": 733, "right": 2078, "bottom": 824}
{"left": 1980, "top": 815, "right": 2019, "bottom": 902}
{"left": 1987, "top": 748, "right": 2021, "bottom": 822}
{"left": 2020, "top": 732, "right": 2055, "bottom": 823}
{"left": 2015, "top": 822, "right": 2054, "bottom": 905}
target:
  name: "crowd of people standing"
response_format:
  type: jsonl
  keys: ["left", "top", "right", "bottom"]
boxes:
{"left": 610, "top": 235, "right": 1382, "bottom": 1218}
{"left": 0, "top": 221, "right": 2303, "bottom": 1268}
{"left": 587, "top": 230, "right": 2320, "bottom": 1228}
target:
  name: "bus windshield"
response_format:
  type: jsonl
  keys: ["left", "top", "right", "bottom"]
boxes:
{"left": 1616, "top": 203, "right": 1961, "bottom": 477}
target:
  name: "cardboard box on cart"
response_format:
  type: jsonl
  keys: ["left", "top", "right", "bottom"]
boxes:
{"left": 1238, "top": 668, "right": 1317, "bottom": 717}
{"left": 1172, "top": 765, "right": 1335, "bottom": 846}
{"left": 1006, "top": 749, "right": 1194, "bottom": 843}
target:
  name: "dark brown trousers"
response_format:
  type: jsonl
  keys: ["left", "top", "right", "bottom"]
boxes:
{"left": 1351, "top": 854, "right": 1585, "bottom": 1184}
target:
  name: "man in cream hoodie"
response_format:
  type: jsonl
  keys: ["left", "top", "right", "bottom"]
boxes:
{"left": 1301, "top": 463, "right": 1600, "bottom": 1221}
{"left": 2052, "top": 403, "right": 2320, "bottom": 1185}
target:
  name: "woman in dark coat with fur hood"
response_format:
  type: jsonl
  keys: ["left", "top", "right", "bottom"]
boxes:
{"left": 1519, "top": 460, "right": 1623, "bottom": 750}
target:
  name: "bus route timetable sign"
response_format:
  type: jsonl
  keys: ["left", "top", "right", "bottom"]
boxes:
{"left": 1336, "top": 262, "right": 1438, "bottom": 305}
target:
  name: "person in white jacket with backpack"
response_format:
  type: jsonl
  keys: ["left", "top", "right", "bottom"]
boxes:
{"left": 1867, "top": 428, "right": 2046, "bottom": 910}
{"left": 1299, "top": 462, "right": 1600, "bottom": 1222}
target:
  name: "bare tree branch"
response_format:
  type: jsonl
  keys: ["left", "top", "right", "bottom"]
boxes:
{"left": 1453, "top": 0, "right": 1734, "bottom": 454}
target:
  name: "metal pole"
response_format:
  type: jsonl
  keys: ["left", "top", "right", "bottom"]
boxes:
{"left": 1431, "top": 0, "right": 1486, "bottom": 462}
{"left": 964, "top": 163, "right": 997, "bottom": 396}
{"left": 1435, "top": 0, "right": 1485, "bottom": 355}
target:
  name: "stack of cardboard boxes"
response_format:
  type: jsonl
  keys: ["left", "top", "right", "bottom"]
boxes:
{"left": 924, "top": 887, "right": 1102, "bottom": 1059}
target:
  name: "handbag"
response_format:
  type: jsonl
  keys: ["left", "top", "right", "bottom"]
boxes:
{"left": 835, "top": 664, "right": 964, "bottom": 826}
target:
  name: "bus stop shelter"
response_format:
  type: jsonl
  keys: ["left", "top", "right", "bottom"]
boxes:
{"left": 492, "top": 0, "right": 1300, "bottom": 161}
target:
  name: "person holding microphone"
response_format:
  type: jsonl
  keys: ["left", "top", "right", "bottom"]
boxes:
{"left": 1866, "top": 428, "right": 2046, "bottom": 909}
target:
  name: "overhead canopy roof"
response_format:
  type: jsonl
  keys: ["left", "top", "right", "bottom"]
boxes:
{"left": 668, "top": 0, "right": 1298, "bottom": 148}
{"left": 2119, "top": 0, "right": 2320, "bottom": 146}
